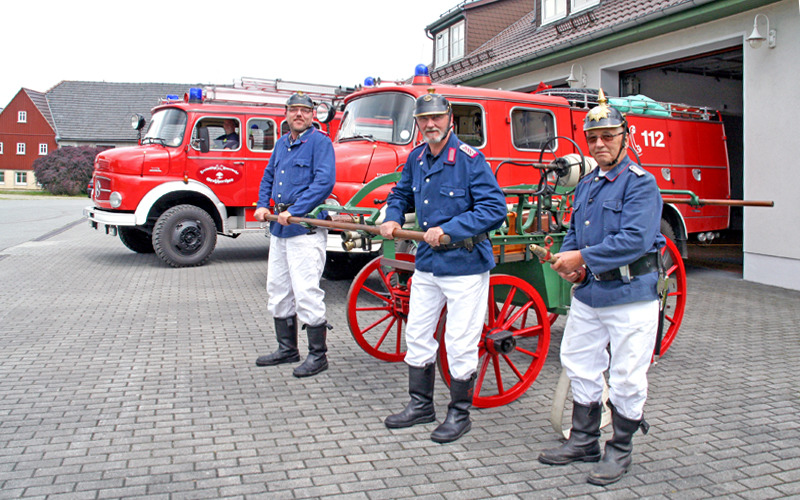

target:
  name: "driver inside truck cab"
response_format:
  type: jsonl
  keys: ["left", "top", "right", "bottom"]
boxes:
{"left": 215, "top": 119, "right": 240, "bottom": 149}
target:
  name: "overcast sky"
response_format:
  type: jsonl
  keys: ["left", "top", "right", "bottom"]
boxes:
{"left": 1, "top": 0, "right": 462, "bottom": 107}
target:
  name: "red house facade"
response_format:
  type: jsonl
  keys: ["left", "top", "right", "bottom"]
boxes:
{"left": 0, "top": 89, "right": 57, "bottom": 189}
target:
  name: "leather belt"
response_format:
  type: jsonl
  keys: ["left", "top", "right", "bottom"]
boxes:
{"left": 592, "top": 253, "right": 659, "bottom": 282}
{"left": 433, "top": 233, "right": 489, "bottom": 252}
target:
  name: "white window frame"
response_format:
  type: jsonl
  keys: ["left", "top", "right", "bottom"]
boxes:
{"left": 17, "top": 143, "right": 26, "bottom": 155}
{"left": 571, "top": 0, "right": 599, "bottom": 13}
{"left": 541, "top": 0, "right": 567, "bottom": 24}
{"left": 450, "top": 21, "right": 465, "bottom": 62}
{"left": 0, "top": 142, "right": 3, "bottom": 154}
{"left": 39, "top": 143, "right": 48, "bottom": 155}
{"left": 435, "top": 30, "right": 449, "bottom": 68}
{"left": 15, "top": 171, "right": 28, "bottom": 185}
{"left": 18, "top": 111, "right": 27, "bottom": 123}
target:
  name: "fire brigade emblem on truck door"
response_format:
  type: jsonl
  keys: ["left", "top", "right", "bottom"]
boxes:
{"left": 198, "top": 164, "right": 242, "bottom": 185}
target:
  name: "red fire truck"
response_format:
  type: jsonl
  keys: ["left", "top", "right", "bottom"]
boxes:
{"left": 84, "top": 78, "right": 350, "bottom": 267}
{"left": 323, "top": 65, "right": 731, "bottom": 276}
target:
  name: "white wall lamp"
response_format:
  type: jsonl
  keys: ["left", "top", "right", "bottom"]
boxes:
{"left": 566, "top": 64, "right": 586, "bottom": 88}
{"left": 746, "top": 13, "right": 777, "bottom": 49}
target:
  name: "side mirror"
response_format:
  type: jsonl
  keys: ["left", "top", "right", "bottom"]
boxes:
{"left": 198, "top": 127, "right": 210, "bottom": 153}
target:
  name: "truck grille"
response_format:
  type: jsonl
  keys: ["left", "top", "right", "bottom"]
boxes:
{"left": 93, "top": 176, "right": 111, "bottom": 201}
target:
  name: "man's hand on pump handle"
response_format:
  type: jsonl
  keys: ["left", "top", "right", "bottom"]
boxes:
{"left": 551, "top": 249, "right": 586, "bottom": 284}
{"left": 254, "top": 207, "right": 292, "bottom": 226}
{"left": 380, "top": 221, "right": 445, "bottom": 247}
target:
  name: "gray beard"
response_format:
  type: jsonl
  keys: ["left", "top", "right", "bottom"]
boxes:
{"left": 422, "top": 129, "right": 446, "bottom": 145}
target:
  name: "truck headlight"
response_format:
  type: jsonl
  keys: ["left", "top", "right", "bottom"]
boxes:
{"left": 109, "top": 192, "right": 123, "bottom": 208}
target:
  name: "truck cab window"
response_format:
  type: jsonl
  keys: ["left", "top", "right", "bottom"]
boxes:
{"left": 452, "top": 104, "right": 485, "bottom": 147}
{"left": 247, "top": 118, "right": 277, "bottom": 152}
{"left": 512, "top": 109, "right": 555, "bottom": 150}
{"left": 192, "top": 117, "right": 241, "bottom": 151}
{"left": 143, "top": 108, "right": 187, "bottom": 147}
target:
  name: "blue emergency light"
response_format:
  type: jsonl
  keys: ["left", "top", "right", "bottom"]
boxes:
{"left": 188, "top": 88, "right": 203, "bottom": 103}
{"left": 412, "top": 64, "right": 432, "bottom": 85}
{"left": 364, "top": 76, "right": 376, "bottom": 87}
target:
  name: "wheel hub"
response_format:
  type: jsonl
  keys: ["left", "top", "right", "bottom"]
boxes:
{"left": 173, "top": 220, "right": 203, "bottom": 254}
{"left": 485, "top": 328, "right": 516, "bottom": 355}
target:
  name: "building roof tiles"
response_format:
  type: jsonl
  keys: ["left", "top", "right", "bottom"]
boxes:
{"left": 45, "top": 81, "right": 202, "bottom": 142}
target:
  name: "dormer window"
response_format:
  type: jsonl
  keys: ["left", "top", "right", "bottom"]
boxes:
{"left": 542, "top": 0, "right": 567, "bottom": 24}
{"left": 572, "top": 0, "right": 600, "bottom": 14}
{"left": 435, "top": 20, "right": 466, "bottom": 68}
{"left": 541, "top": 0, "right": 599, "bottom": 25}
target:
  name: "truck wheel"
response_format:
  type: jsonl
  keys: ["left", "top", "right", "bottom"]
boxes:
{"left": 118, "top": 226, "right": 154, "bottom": 254}
{"left": 153, "top": 205, "right": 217, "bottom": 267}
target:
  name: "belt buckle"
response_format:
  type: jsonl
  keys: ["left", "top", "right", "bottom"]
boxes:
{"left": 464, "top": 237, "right": 474, "bottom": 252}
{"left": 620, "top": 264, "right": 631, "bottom": 284}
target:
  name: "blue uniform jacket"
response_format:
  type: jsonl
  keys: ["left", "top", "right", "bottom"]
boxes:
{"left": 257, "top": 127, "right": 335, "bottom": 238}
{"left": 562, "top": 156, "right": 665, "bottom": 308}
{"left": 384, "top": 133, "right": 507, "bottom": 277}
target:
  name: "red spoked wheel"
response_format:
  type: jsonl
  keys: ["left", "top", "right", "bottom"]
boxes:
{"left": 656, "top": 236, "right": 687, "bottom": 356}
{"left": 347, "top": 253, "right": 416, "bottom": 362}
{"left": 437, "top": 274, "right": 551, "bottom": 408}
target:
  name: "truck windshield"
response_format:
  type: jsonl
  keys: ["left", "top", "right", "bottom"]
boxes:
{"left": 143, "top": 108, "right": 188, "bottom": 147}
{"left": 337, "top": 93, "right": 415, "bottom": 145}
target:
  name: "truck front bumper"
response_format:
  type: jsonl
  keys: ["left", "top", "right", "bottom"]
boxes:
{"left": 84, "top": 206, "right": 136, "bottom": 228}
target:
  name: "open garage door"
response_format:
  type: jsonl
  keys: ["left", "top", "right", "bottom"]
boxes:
{"left": 619, "top": 47, "right": 743, "bottom": 230}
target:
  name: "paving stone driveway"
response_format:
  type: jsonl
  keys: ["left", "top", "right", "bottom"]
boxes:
{"left": 0, "top": 223, "right": 798, "bottom": 499}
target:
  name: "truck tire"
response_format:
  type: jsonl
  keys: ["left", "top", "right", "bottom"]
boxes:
{"left": 660, "top": 219, "right": 677, "bottom": 247}
{"left": 118, "top": 226, "right": 154, "bottom": 254}
{"left": 153, "top": 205, "right": 217, "bottom": 267}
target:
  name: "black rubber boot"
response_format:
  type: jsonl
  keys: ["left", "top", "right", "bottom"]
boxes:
{"left": 292, "top": 323, "right": 329, "bottom": 378}
{"left": 255, "top": 316, "right": 300, "bottom": 366}
{"left": 384, "top": 363, "right": 436, "bottom": 429}
{"left": 430, "top": 374, "right": 474, "bottom": 443}
{"left": 587, "top": 402, "right": 649, "bottom": 486}
{"left": 538, "top": 401, "right": 602, "bottom": 465}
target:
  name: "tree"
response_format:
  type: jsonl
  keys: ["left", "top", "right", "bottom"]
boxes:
{"left": 33, "top": 146, "right": 101, "bottom": 196}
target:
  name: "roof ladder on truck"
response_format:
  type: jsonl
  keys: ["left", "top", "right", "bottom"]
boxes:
{"left": 203, "top": 77, "right": 355, "bottom": 107}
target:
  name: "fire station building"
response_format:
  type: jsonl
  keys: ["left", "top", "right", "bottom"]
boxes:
{"left": 427, "top": 0, "right": 798, "bottom": 291}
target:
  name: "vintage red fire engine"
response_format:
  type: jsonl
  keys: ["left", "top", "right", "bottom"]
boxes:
{"left": 324, "top": 65, "right": 732, "bottom": 274}
{"left": 84, "top": 79, "right": 349, "bottom": 267}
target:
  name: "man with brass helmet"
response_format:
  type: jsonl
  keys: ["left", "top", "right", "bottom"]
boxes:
{"left": 538, "top": 90, "right": 665, "bottom": 485}
{"left": 254, "top": 92, "right": 335, "bottom": 378}
{"left": 380, "top": 90, "right": 507, "bottom": 443}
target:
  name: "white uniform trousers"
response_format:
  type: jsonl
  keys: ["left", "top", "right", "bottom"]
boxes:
{"left": 266, "top": 229, "right": 327, "bottom": 327}
{"left": 404, "top": 270, "right": 489, "bottom": 380}
{"left": 561, "top": 297, "right": 658, "bottom": 420}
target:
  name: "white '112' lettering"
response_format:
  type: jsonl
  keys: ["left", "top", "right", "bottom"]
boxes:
{"left": 641, "top": 130, "right": 665, "bottom": 148}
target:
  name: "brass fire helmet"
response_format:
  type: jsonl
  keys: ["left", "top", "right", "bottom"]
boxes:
{"left": 583, "top": 89, "right": 628, "bottom": 132}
